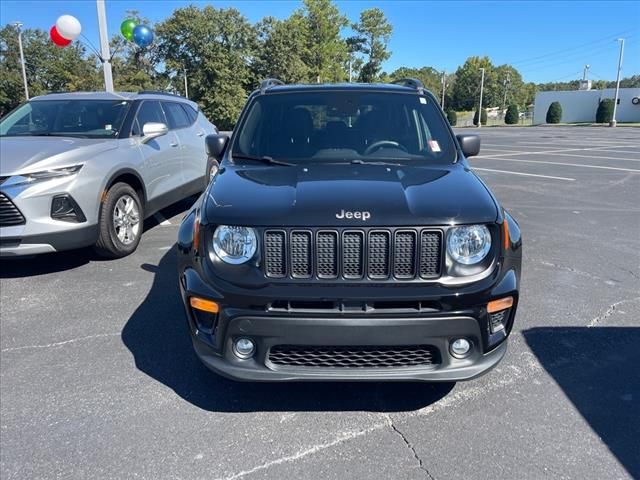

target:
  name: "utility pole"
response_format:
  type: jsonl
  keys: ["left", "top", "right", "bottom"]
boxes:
{"left": 183, "top": 67, "right": 189, "bottom": 99}
{"left": 13, "top": 22, "right": 29, "bottom": 100}
{"left": 348, "top": 55, "right": 353, "bottom": 83}
{"left": 478, "top": 67, "right": 485, "bottom": 128}
{"left": 501, "top": 72, "right": 511, "bottom": 113}
{"left": 610, "top": 38, "right": 625, "bottom": 127}
{"left": 96, "top": 0, "right": 114, "bottom": 92}
{"left": 441, "top": 70, "right": 446, "bottom": 109}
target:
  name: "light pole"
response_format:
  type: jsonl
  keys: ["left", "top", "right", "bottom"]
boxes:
{"left": 96, "top": 0, "right": 114, "bottom": 92}
{"left": 610, "top": 38, "right": 625, "bottom": 127}
{"left": 501, "top": 72, "right": 511, "bottom": 113}
{"left": 183, "top": 67, "right": 189, "bottom": 99}
{"left": 478, "top": 67, "right": 485, "bottom": 128}
{"left": 441, "top": 70, "right": 446, "bottom": 109}
{"left": 13, "top": 22, "right": 29, "bottom": 100}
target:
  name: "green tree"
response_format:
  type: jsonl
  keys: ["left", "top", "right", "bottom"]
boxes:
{"left": 0, "top": 25, "right": 100, "bottom": 115}
{"left": 494, "top": 65, "right": 525, "bottom": 109}
{"left": 350, "top": 8, "right": 392, "bottom": 82}
{"left": 155, "top": 5, "right": 257, "bottom": 130}
{"left": 254, "top": 14, "right": 310, "bottom": 83}
{"left": 301, "top": 0, "right": 348, "bottom": 82}
{"left": 505, "top": 104, "right": 519, "bottom": 124}
{"left": 546, "top": 101, "right": 562, "bottom": 124}
{"left": 473, "top": 108, "right": 487, "bottom": 126}
{"left": 450, "top": 56, "right": 494, "bottom": 111}
{"left": 446, "top": 109, "right": 457, "bottom": 126}
{"left": 390, "top": 66, "right": 442, "bottom": 97}
{"left": 595, "top": 98, "right": 614, "bottom": 123}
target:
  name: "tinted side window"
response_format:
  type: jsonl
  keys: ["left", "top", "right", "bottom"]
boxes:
{"left": 182, "top": 104, "right": 198, "bottom": 124}
{"left": 133, "top": 101, "right": 165, "bottom": 135}
{"left": 162, "top": 102, "right": 191, "bottom": 129}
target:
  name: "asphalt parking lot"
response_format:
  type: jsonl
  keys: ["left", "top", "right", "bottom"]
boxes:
{"left": 1, "top": 126, "right": 639, "bottom": 479}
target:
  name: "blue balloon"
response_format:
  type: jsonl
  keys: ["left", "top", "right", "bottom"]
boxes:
{"left": 132, "top": 25, "right": 153, "bottom": 48}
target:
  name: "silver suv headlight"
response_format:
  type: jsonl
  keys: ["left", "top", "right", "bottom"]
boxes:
{"left": 4, "top": 164, "right": 83, "bottom": 187}
{"left": 447, "top": 225, "right": 491, "bottom": 265}
{"left": 212, "top": 225, "right": 257, "bottom": 264}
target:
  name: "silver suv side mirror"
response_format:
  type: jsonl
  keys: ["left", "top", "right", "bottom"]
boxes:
{"left": 141, "top": 122, "right": 169, "bottom": 144}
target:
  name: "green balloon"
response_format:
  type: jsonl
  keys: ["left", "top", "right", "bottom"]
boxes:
{"left": 120, "top": 19, "right": 137, "bottom": 41}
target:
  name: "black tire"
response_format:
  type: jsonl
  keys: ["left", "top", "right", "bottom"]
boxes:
{"left": 94, "top": 182, "right": 143, "bottom": 258}
{"left": 206, "top": 157, "right": 220, "bottom": 188}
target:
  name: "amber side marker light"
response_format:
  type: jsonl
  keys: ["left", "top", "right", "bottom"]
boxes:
{"left": 487, "top": 296, "right": 514, "bottom": 313}
{"left": 193, "top": 216, "right": 201, "bottom": 252}
{"left": 190, "top": 297, "right": 219, "bottom": 313}
{"left": 503, "top": 219, "right": 510, "bottom": 250}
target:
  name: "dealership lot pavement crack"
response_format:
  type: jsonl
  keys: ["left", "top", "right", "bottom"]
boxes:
{"left": 386, "top": 414, "right": 435, "bottom": 480}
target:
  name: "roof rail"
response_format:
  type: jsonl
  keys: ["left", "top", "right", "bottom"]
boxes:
{"left": 138, "top": 90, "right": 185, "bottom": 98}
{"left": 260, "top": 78, "right": 284, "bottom": 93}
{"left": 390, "top": 78, "right": 425, "bottom": 92}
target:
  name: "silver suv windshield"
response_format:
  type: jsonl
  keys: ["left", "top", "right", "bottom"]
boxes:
{"left": 0, "top": 100, "right": 131, "bottom": 138}
{"left": 232, "top": 91, "right": 456, "bottom": 165}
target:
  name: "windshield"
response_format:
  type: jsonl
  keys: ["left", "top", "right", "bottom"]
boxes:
{"left": 232, "top": 91, "right": 456, "bottom": 165}
{"left": 0, "top": 100, "right": 131, "bottom": 138}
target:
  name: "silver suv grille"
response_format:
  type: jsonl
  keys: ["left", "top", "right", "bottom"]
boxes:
{"left": 0, "top": 193, "right": 26, "bottom": 227}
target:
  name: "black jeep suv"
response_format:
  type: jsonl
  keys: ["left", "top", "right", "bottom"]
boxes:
{"left": 177, "top": 79, "right": 522, "bottom": 382}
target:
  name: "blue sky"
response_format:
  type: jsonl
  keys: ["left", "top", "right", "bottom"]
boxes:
{"left": 1, "top": 0, "right": 638, "bottom": 84}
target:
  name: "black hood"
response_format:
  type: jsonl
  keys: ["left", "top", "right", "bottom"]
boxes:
{"left": 203, "top": 163, "right": 498, "bottom": 227}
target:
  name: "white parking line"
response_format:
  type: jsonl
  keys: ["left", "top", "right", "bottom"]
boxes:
{"left": 479, "top": 157, "right": 640, "bottom": 173}
{"left": 473, "top": 167, "right": 575, "bottom": 181}
{"left": 153, "top": 213, "right": 172, "bottom": 226}
{"left": 539, "top": 152, "right": 640, "bottom": 162}
{"left": 478, "top": 145, "right": 632, "bottom": 158}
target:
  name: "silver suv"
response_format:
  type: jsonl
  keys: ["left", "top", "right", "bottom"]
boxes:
{"left": 0, "top": 91, "right": 217, "bottom": 258}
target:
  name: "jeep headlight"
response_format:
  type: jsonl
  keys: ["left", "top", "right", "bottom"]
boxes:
{"left": 447, "top": 225, "right": 491, "bottom": 265}
{"left": 212, "top": 225, "right": 257, "bottom": 264}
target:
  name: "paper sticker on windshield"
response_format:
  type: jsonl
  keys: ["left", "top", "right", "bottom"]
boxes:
{"left": 419, "top": 97, "right": 427, "bottom": 104}
{"left": 428, "top": 140, "right": 441, "bottom": 152}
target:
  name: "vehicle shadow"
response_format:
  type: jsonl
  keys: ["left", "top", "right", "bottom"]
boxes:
{"left": 0, "top": 197, "right": 196, "bottom": 278}
{"left": 121, "top": 247, "right": 455, "bottom": 413}
{"left": 523, "top": 327, "right": 640, "bottom": 479}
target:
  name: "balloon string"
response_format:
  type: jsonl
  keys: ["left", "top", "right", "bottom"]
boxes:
{"left": 79, "top": 33, "right": 105, "bottom": 62}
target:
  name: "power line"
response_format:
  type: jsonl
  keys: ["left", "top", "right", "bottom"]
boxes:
{"left": 510, "top": 28, "right": 638, "bottom": 67}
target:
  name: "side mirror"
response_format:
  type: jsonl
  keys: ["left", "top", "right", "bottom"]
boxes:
{"left": 141, "top": 122, "right": 168, "bottom": 144}
{"left": 205, "top": 134, "right": 229, "bottom": 159}
{"left": 456, "top": 134, "right": 481, "bottom": 158}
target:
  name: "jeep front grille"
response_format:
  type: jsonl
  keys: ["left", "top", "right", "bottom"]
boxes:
{"left": 267, "top": 344, "right": 440, "bottom": 368}
{"left": 263, "top": 228, "right": 442, "bottom": 281}
{"left": 0, "top": 193, "right": 26, "bottom": 227}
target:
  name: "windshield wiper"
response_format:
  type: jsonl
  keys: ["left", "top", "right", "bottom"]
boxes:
{"left": 232, "top": 154, "right": 294, "bottom": 167}
{"left": 350, "top": 159, "right": 404, "bottom": 166}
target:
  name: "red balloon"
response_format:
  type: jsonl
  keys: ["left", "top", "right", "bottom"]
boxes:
{"left": 50, "top": 26, "right": 72, "bottom": 47}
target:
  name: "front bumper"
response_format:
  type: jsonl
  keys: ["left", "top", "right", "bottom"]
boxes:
{"left": 179, "top": 259, "right": 519, "bottom": 382}
{"left": 0, "top": 224, "right": 99, "bottom": 256}
{"left": 191, "top": 314, "right": 508, "bottom": 382}
{"left": 0, "top": 176, "right": 97, "bottom": 256}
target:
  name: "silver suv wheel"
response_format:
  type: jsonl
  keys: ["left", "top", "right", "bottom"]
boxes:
{"left": 113, "top": 195, "right": 141, "bottom": 245}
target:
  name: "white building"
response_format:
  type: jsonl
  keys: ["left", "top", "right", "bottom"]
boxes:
{"left": 533, "top": 88, "right": 640, "bottom": 125}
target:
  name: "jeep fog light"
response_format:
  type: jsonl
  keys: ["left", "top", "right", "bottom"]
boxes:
{"left": 233, "top": 338, "right": 256, "bottom": 359}
{"left": 450, "top": 338, "right": 472, "bottom": 358}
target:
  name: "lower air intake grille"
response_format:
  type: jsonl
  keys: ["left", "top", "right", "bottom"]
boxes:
{"left": 268, "top": 345, "right": 440, "bottom": 368}
{"left": 0, "top": 193, "right": 25, "bottom": 227}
